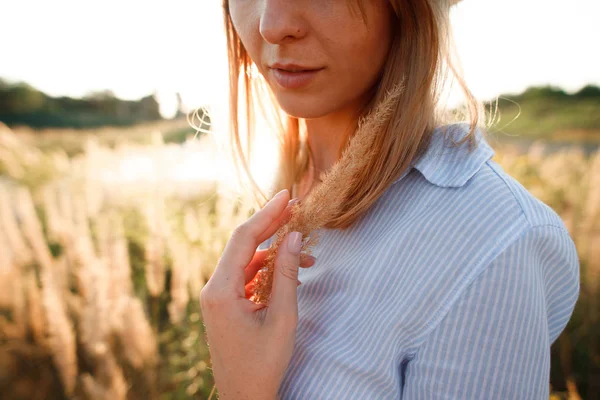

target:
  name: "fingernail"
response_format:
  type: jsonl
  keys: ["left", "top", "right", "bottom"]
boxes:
{"left": 306, "top": 255, "right": 316, "bottom": 263}
{"left": 287, "top": 231, "right": 302, "bottom": 254}
{"left": 288, "top": 198, "right": 300, "bottom": 207}
{"left": 270, "top": 189, "right": 288, "bottom": 203}
{"left": 297, "top": 279, "right": 302, "bottom": 286}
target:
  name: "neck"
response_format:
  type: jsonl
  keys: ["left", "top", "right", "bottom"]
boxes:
{"left": 303, "top": 98, "right": 364, "bottom": 178}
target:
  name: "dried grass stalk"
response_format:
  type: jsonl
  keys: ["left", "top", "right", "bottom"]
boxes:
{"left": 41, "top": 183, "right": 64, "bottom": 243}
{"left": 0, "top": 219, "right": 15, "bottom": 275}
{"left": 0, "top": 133, "right": 26, "bottom": 178}
{"left": 0, "top": 186, "right": 31, "bottom": 266}
{"left": 96, "top": 212, "right": 133, "bottom": 300}
{"left": 25, "top": 272, "right": 47, "bottom": 349}
{"left": 57, "top": 180, "right": 75, "bottom": 235}
{"left": 80, "top": 352, "right": 128, "bottom": 400}
{"left": 73, "top": 186, "right": 99, "bottom": 264}
{"left": 143, "top": 197, "right": 168, "bottom": 297}
{"left": 250, "top": 85, "right": 403, "bottom": 304}
{"left": 0, "top": 223, "right": 21, "bottom": 314}
{"left": 79, "top": 258, "right": 111, "bottom": 358}
{"left": 114, "top": 297, "right": 157, "bottom": 369}
{"left": 14, "top": 187, "right": 54, "bottom": 272}
{"left": 583, "top": 151, "right": 600, "bottom": 228}
{"left": 40, "top": 265, "right": 78, "bottom": 396}
{"left": 166, "top": 235, "right": 190, "bottom": 324}
{"left": 145, "top": 235, "right": 166, "bottom": 296}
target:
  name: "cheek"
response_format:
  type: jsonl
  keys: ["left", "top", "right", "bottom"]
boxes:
{"left": 332, "top": 23, "right": 392, "bottom": 95}
{"left": 228, "top": 3, "right": 260, "bottom": 59}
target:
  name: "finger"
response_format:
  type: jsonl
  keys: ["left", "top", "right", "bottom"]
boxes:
{"left": 245, "top": 250, "right": 316, "bottom": 285}
{"left": 214, "top": 189, "right": 290, "bottom": 291}
{"left": 299, "top": 253, "right": 317, "bottom": 268}
{"left": 266, "top": 231, "right": 303, "bottom": 327}
{"left": 256, "top": 198, "right": 299, "bottom": 246}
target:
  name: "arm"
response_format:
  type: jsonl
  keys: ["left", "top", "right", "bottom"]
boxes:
{"left": 402, "top": 225, "right": 580, "bottom": 399}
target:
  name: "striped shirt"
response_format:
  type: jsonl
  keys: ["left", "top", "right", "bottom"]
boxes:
{"left": 259, "top": 123, "right": 580, "bottom": 399}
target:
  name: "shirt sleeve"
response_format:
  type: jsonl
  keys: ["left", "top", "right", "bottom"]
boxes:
{"left": 402, "top": 224, "right": 580, "bottom": 399}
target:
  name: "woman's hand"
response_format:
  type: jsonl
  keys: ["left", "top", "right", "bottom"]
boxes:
{"left": 200, "top": 189, "right": 315, "bottom": 400}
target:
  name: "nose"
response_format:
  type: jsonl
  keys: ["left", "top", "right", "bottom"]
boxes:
{"left": 259, "top": 0, "right": 307, "bottom": 44}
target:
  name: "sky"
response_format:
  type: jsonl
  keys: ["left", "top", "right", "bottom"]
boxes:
{"left": 1, "top": 0, "right": 599, "bottom": 116}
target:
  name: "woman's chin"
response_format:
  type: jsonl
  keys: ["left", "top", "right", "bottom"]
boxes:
{"left": 275, "top": 97, "right": 335, "bottom": 120}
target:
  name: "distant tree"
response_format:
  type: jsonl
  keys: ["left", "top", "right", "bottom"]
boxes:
{"left": 575, "top": 84, "right": 600, "bottom": 99}
{"left": 520, "top": 85, "right": 568, "bottom": 100}
{"left": 135, "top": 93, "right": 162, "bottom": 121}
{"left": 0, "top": 79, "right": 169, "bottom": 129}
{"left": 0, "top": 82, "right": 45, "bottom": 113}
{"left": 83, "top": 89, "right": 117, "bottom": 100}
{"left": 0, "top": 77, "right": 10, "bottom": 90}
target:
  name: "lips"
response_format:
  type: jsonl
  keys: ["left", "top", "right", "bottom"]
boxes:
{"left": 271, "top": 63, "right": 322, "bottom": 72}
{"left": 269, "top": 64, "right": 325, "bottom": 89}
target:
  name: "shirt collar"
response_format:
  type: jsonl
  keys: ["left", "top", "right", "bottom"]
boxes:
{"left": 393, "top": 123, "right": 495, "bottom": 188}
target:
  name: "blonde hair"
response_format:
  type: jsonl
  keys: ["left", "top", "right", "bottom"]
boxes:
{"left": 222, "top": 0, "right": 483, "bottom": 229}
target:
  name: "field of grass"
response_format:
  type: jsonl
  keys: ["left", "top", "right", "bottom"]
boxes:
{"left": 5, "top": 118, "right": 203, "bottom": 157}
{"left": 484, "top": 86, "right": 600, "bottom": 145}
{"left": 0, "top": 122, "right": 598, "bottom": 399}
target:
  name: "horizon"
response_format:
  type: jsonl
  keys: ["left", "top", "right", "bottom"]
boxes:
{"left": 2, "top": 76, "right": 596, "bottom": 102}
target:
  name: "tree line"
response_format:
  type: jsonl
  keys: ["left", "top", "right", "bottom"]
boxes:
{"left": 0, "top": 78, "right": 598, "bottom": 132}
{"left": 0, "top": 79, "right": 172, "bottom": 129}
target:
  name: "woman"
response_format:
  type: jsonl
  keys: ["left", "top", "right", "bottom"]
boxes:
{"left": 200, "top": 0, "right": 580, "bottom": 399}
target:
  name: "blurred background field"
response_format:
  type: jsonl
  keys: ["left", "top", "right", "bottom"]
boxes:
{"left": 0, "top": 118, "right": 250, "bottom": 399}
{"left": 1, "top": 0, "right": 600, "bottom": 399}
{"left": 1, "top": 87, "right": 599, "bottom": 399}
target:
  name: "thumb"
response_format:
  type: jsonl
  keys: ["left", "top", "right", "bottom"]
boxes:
{"left": 266, "top": 231, "right": 303, "bottom": 325}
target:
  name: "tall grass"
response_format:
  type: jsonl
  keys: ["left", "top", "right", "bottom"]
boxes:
{"left": 0, "top": 123, "right": 598, "bottom": 399}
{"left": 0, "top": 122, "right": 256, "bottom": 399}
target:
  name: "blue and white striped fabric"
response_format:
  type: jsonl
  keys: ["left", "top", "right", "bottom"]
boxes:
{"left": 259, "top": 123, "right": 580, "bottom": 399}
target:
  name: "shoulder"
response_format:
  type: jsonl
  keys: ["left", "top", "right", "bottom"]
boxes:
{"left": 388, "top": 122, "right": 571, "bottom": 241}
{"left": 483, "top": 158, "right": 570, "bottom": 229}
{"left": 378, "top": 123, "right": 580, "bottom": 345}
{"left": 390, "top": 122, "right": 579, "bottom": 269}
